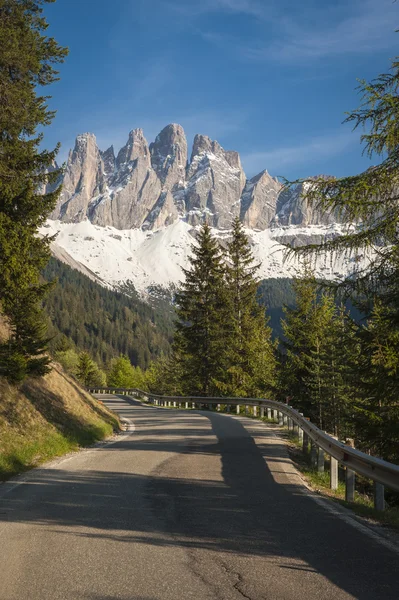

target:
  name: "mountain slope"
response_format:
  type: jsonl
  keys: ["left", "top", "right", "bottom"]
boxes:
{"left": 40, "top": 218, "right": 368, "bottom": 296}
{"left": 42, "top": 258, "right": 174, "bottom": 368}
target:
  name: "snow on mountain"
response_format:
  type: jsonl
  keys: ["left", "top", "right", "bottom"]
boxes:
{"left": 40, "top": 219, "right": 369, "bottom": 296}
{"left": 41, "top": 123, "right": 363, "bottom": 295}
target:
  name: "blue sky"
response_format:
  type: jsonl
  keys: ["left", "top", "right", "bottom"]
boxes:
{"left": 44, "top": 0, "right": 398, "bottom": 179}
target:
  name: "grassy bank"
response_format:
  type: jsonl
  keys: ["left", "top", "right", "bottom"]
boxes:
{"left": 0, "top": 364, "right": 120, "bottom": 481}
{"left": 285, "top": 432, "right": 399, "bottom": 530}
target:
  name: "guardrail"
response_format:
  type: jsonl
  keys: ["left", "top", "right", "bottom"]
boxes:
{"left": 88, "top": 386, "right": 399, "bottom": 511}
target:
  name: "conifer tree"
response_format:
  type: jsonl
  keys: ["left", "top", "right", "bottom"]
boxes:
{"left": 221, "top": 217, "right": 276, "bottom": 396}
{"left": 0, "top": 0, "right": 67, "bottom": 382}
{"left": 173, "top": 224, "right": 229, "bottom": 396}
{"left": 281, "top": 272, "right": 358, "bottom": 435}
{"left": 281, "top": 51, "right": 399, "bottom": 453}
{"left": 76, "top": 352, "right": 102, "bottom": 387}
{"left": 280, "top": 272, "right": 321, "bottom": 416}
{"left": 145, "top": 356, "right": 183, "bottom": 395}
{"left": 354, "top": 302, "right": 399, "bottom": 462}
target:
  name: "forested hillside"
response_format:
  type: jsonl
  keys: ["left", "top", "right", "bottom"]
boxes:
{"left": 257, "top": 279, "right": 296, "bottom": 337}
{"left": 42, "top": 258, "right": 174, "bottom": 369}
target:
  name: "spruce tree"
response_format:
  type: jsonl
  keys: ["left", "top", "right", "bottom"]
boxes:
{"left": 221, "top": 217, "right": 276, "bottom": 397}
{"left": 0, "top": 0, "right": 67, "bottom": 382}
{"left": 281, "top": 272, "right": 358, "bottom": 436}
{"left": 280, "top": 272, "right": 321, "bottom": 416}
{"left": 174, "top": 224, "right": 229, "bottom": 396}
{"left": 354, "top": 302, "right": 399, "bottom": 462}
{"left": 76, "top": 352, "right": 101, "bottom": 387}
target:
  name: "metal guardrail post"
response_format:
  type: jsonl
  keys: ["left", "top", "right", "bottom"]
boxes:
{"left": 260, "top": 406, "right": 265, "bottom": 418}
{"left": 345, "top": 468, "right": 355, "bottom": 502}
{"left": 298, "top": 427, "right": 304, "bottom": 443}
{"left": 302, "top": 432, "right": 309, "bottom": 454}
{"left": 310, "top": 441, "right": 318, "bottom": 468}
{"left": 253, "top": 406, "right": 257, "bottom": 417}
{"left": 330, "top": 456, "right": 338, "bottom": 490}
{"left": 374, "top": 482, "right": 385, "bottom": 511}
{"left": 317, "top": 448, "right": 325, "bottom": 473}
{"left": 236, "top": 405, "right": 240, "bottom": 415}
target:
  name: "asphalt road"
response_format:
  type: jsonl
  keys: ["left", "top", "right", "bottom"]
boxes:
{"left": 0, "top": 396, "right": 398, "bottom": 600}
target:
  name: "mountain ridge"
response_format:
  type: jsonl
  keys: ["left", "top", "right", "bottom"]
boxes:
{"left": 49, "top": 123, "right": 340, "bottom": 232}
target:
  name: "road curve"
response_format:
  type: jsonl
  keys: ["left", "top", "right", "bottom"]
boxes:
{"left": 0, "top": 395, "right": 398, "bottom": 600}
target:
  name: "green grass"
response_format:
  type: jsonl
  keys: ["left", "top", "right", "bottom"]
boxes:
{"left": 0, "top": 366, "right": 120, "bottom": 481}
{"left": 284, "top": 431, "right": 399, "bottom": 530}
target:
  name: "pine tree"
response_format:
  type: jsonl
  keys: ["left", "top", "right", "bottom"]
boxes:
{"left": 285, "top": 54, "right": 399, "bottom": 321}
{"left": 173, "top": 224, "right": 229, "bottom": 396}
{"left": 145, "top": 356, "right": 183, "bottom": 395}
{"left": 76, "top": 352, "right": 101, "bottom": 387}
{"left": 280, "top": 272, "right": 321, "bottom": 417}
{"left": 281, "top": 51, "right": 399, "bottom": 455}
{"left": 221, "top": 217, "right": 276, "bottom": 396}
{"left": 353, "top": 302, "right": 399, "bottom": 462}
{"left": 0, "top": 0, "right": 68, "bottom": 382}
{"left": 281, "top": 272, "right": 358, "bottom": 436}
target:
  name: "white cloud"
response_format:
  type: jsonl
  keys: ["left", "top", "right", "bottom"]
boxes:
{"left": 241, "top": 131, "right": 357, "bottom": 175}
{"left": 247, "top": 0, "right": 398, "bottom": 62}
{"left": 195, "top": 0, "right": 398, "bottom": 63}
{"left": 166, "top": 0, "right": 267, "bottom": 19}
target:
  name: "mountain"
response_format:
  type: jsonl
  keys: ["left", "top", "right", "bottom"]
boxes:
{"left": 41, "top": 123, "right": 366, "bottom": 295}
{"left": 49, "top": 123, "right": 340, "bottom": 232}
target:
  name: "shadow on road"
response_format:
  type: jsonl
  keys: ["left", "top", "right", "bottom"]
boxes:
{"left": 0, "top": 402, "right": 398, "bottom": 599}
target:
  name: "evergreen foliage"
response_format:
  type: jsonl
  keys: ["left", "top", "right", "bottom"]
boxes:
{"left": 42, "top": 258, "right": 173, "bottom": 369}
{"left": 279, "top": 53, "right": 399, "bottom": 462}
{"left": 286, "top": 53, "right": 399, "bottom": 313}
{"left": 173, "top": 224, "right": 229, "bottom": 396}
{"left": 76, "top": 352, "right": 105, "bottom": 387}
{"left": 280, "top": 271, "right": 357, "bottom": 437}
{"left": 353, "top": 302, "right": 399, "bottom": 463}
{"left": 0, "top": 0, "right": 68, "bottom": 381}
{"left": 171, "top": 222, "right": 276, "bottom": 397}
{"left": 220, "top": 217, "right": 276, "bottom": 396}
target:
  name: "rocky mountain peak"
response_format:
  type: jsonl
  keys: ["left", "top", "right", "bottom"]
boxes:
{"left": 116, "top": 128, "right": 150, "bottom": 167}
{"left": 50, "top": 124, "right": 340, "bottom": 233}
{"left": 190, "top": 134, "right": 224, "bottom": 161}
{"left": 101, "top": 145, "right": 116, "bottom": 178}
{"left": 149, "top": 123, "right": 187, "bottom": 190}
{"left": 240, "top": 170, "right": 283, "bottom": 230}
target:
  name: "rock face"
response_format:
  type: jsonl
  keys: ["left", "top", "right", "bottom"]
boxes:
{"left": 51, "top": 125, "right": 338, "bottom": 231}
{"left": 52, "top": 133, "right": 106, "bottom": 222}
{"left": 184, "top": 134, "right": 246, "bottom": 229}
{"left": 150, "top": 124, "right": 187, "bottom": 193}
{"left": 240, "top": 170, "right": 283, "bottom": 230}
{"left": 92, "top": 129, "right": 162, "bottom": 230}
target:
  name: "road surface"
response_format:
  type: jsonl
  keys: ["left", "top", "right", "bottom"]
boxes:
{"left": 0, "top": 395, "right": 398, "bottom": 600}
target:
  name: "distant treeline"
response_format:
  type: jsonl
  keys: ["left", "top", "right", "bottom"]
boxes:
{"left": 42, "top": 258, "right": 174, "bottom": 369}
